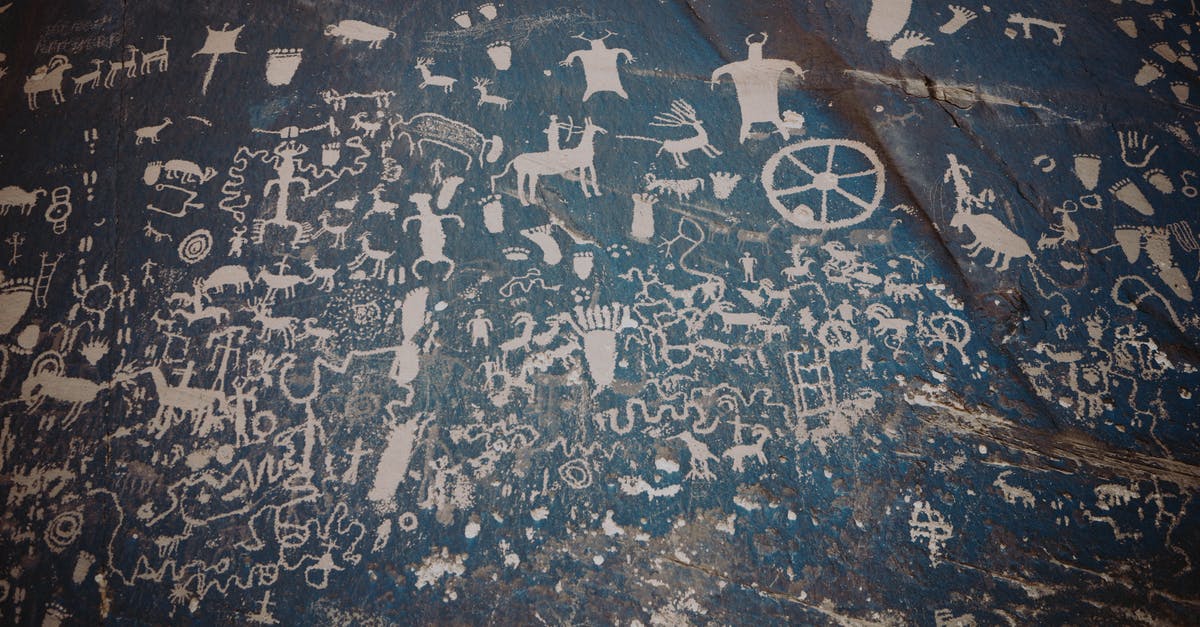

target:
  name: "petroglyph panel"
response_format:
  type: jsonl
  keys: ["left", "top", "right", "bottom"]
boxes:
{"left": 0, "top": 0, "right": 1196, "bottom": 623}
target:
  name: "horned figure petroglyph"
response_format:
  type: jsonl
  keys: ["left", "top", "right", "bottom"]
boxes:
{"left": 616, "top": 99, "right": 721, "bottom": 168}
{"left": 472, "top": 78, "right": 511, "bottom": 110}
{"left": 560, "top": 31, "right": 634, "bottom": 101}
{"left": 415, "top": 58, "right": 456, "bottom": 92}
{"left": 21, "top": 352, "right": 119, "bottom": 425}
{"left": 24, "top": 55, "right": 72, "bottom": 110}
{"left": 249, "top": 298, "right": 298, "bottom": 348}
{"left": 711, "top": 34, "right": 804, "bottom": 142}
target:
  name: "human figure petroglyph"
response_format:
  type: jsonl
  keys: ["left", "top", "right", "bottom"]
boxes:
{"left": 711, "top": 34, "right": 804, "bottom": 143}
{"left": 404, "top": 193, "right": 463, "bottom": 279}
{"left": 910, "top": 501, "right": 954, "bottom": 565}
{"left": 560, "top": 31, "right": 634, "bottom": 101}
{"left": 467, "top": 310, "right": 493, "bottom": 347}
{"left": 490, "top": 117, "right": 606, "bottom": 206}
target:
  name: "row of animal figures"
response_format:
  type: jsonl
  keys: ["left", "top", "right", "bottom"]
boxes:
{"left": 24, "top": 38, "right": 170, "bottom": 109}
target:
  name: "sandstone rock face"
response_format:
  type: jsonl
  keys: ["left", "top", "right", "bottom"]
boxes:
{"left": 0, "top": 1, "right": 1196, "bottom": 623}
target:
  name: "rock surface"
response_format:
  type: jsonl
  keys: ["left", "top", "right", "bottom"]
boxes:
{"left": 0, "top": 1, "right": 1196, "bottom": 624}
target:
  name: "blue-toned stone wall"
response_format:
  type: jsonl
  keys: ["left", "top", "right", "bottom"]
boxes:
{"left": 0, "top": 1, "right": 1197, "bottom": 624}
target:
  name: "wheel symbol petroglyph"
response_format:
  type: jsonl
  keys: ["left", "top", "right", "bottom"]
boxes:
{"left": 762, "top": 139, "right": 885, "bottom": 230}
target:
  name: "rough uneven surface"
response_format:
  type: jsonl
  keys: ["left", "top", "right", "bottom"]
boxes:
{"left": 0, "top": 1, "right": 1197, "bottom": 624}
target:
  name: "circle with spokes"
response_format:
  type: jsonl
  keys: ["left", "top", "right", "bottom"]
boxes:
{"left": 762, "top": 139, "right": 885, "bottom": 230}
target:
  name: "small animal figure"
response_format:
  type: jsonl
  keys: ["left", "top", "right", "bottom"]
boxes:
{"left": 313, "top": 211, "right": 352, "bottom": 249}
{"left": 0, "top": 186, "right": 46, "bottom": 215}
{"left": 950, "top": 206, "right": 1033, "bottom": 271}
{"left": 103, "top": 45, "right": 139, "bottom": 88}
{"left": 325, "top": 20, "right": 396, "bottom": 49}
{"left": 135, "top": 117, "right": 172, "bottom": 144}
{"left": 140, "top": 35, "right": 170, "bottom": 73}
{"left": 72, "top": 59, "right": 104, "bottom": 93}
{"left": 644, "top": 173, "right": 705, "bottom": 200}
{"left": 199, "top": 264, "right": 252, "bottom": 294}
{"left": 415, "top": 58, "right": 456, "bottom": 92}
{"left": 348, "top": 233, "right": 393, "bottom": 279}
{"left": 350, "top": 112, "right": 382, "bottom": 138}
{"left": 365, "top": 184, "right": 399, "bottom": 218}
{"left": 473, "top": 78, "right": 511, "bottom": 110}
{"left": 722, "top": 425, "right": 771, "bottom": 472}
{"left": 619, "top": 99, "right": 720, "bottom": 168}
{"left": 249, "top": 299, "right": 298, "bottom": 348}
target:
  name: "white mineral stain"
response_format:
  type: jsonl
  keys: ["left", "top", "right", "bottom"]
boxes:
{"left": 412, "top": 548, "right": 467, "bottom": 589}
{"left": 602, "top": 510, "right": 624, "bottom": 536}
{"left": 733, "top": 495, "right": 760, "bottom": 511}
